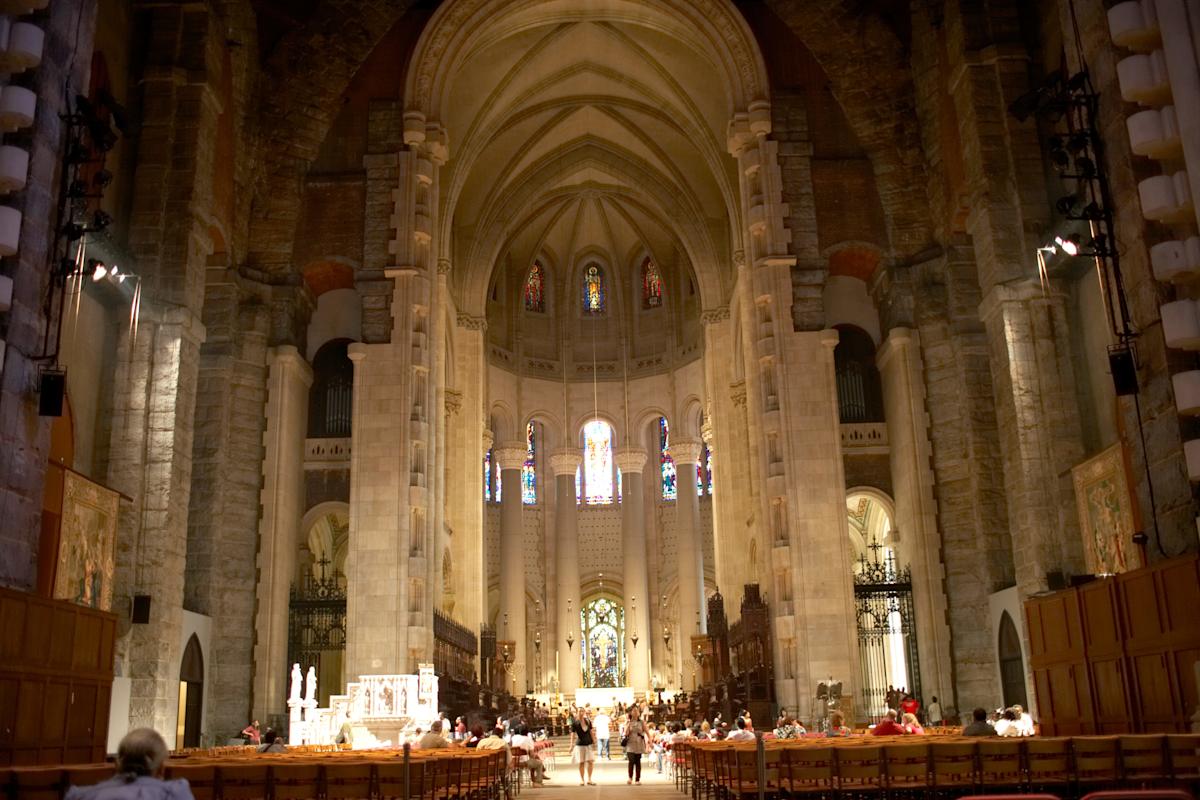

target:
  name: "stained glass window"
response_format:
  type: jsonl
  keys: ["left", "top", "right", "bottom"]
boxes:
{"left": 582, "top": 419, "right": 614, "bottom": 504}
{"left": 697, "top": 443, "right": 714, "bottom": 495}
{"left": 524, "top": 262, "right": 545, "bottom": 313}
{"left": 575, "top": 465, "right": 582, "bottom": 504}
{"left": 580, "top": 596, "right": 626, "bottom": 688}
{"left": 522, "top": 422, "right": 537, "bottom": 505}
{"left": 483, "top": 449, "right": 492, "bottom": 502}
{"left": 582, "top": 263, "right": 606, "bottom": 314}
{"left": 642, "top": 257, "right": 663, "bottom": 309}
{"left": 659, "top": 416, "right": 677, "bottom": 500}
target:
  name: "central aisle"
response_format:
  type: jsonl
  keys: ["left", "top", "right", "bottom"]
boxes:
{"left": 538, "top": 742, "right": 676, "bottom": 799}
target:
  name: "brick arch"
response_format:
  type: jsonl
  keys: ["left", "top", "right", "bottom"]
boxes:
{"left": 244, "top": 0, "right": 932, "bottom": 276}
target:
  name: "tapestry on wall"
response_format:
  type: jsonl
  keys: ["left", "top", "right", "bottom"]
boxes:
{"left": 54, "top": 470, "right": 119, "bottom": 611}
{"left": 1071, "top": 443, "right": 1139, "bottom": 576}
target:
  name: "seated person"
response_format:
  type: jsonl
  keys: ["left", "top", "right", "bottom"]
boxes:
{"left": 902, "top": 712, "right": 925, "bottom": 735}
{"left": 510, "top": 725, "right": 547, "bottom": 786}
{"left": 476, "top": 726, "right": 512, "bottom": 767}
{"left": 995, "top": 708, "right": 1022, "bottom": 737}
{"left": 67, "top": 728, "right": 192, "bottom": 800}
{"left": 825, "top": 711, "right": 851, "bottom": 737}
{"left": 1012, "top": 704, "right": 1035, "bottom": 736}
{"left": 772, "top": 716, "right": 806, "bottom": 739}
{"left": 869, "top": 709, "right": 907, "bottom": 736}
{"left": 258, "top": 730, "right": 286, "bottom": 753}
{"left": 417, "top": 719, "right": 450, "bottom": 749}
{"left": 725, "top": 717, "right": 755, "bottom": 741}
{"left": 962, "top": 707, "right": 997, "bottom": 736}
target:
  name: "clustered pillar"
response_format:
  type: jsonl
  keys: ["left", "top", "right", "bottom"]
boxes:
{"left": 495, "top": 443, "right": 529, "bottom": 694}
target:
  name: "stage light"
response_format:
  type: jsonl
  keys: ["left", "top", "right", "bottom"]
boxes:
{"left": 1054, "top": 235, "right": 1080, "bottom": 256}
{"left": 90, "top": 259, "right": 107, "bottom": 281}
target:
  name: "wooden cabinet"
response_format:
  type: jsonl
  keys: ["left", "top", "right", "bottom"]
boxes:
{"left": 1026, "top": 553, "right": 1200, "bottom": 734}
{"left": 0, "top": 587, "right": 116, "bottom": 766}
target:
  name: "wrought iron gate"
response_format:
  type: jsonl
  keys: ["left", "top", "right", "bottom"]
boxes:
{"left": 287, "top": 558, "right": 346, "bottom": 690}
{"left": 854, "top": 541, "right": 921, "bottom": 719}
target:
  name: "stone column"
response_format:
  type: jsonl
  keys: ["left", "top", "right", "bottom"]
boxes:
{"left": 670, "top": 439, "right": 707, "bottom": 639}
{"left": 252, "top": 346, "right": 312, "bottom": 722}
{"left": 551, "top": 449, "right": 583, "bottom": 696}
{"left": 495, "top": 442, "right": 528, "bottom": 695}
{"left": 876, "top": 328, "right": 953, "bottom": 707}
{"left": 615, "top": 448, "right": 651, "bottom": 691}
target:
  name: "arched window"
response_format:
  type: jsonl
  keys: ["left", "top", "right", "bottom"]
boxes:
{"left": 524, "top": 262, "right": 546, "bottom": 313}
{"left": 834, "top": 325, "right": 884, "bottom": 423}
{"left": 522, "top": 422, "right": 537, "bottom": 505}
{"left": 580, "top": 596, "right": 626, "bottom": 688}
{"left": 642, "top": 257, "right": 663, "bottom": 308}
{"left": 659, "top": 416, "right": 677, "bottom": 500}
{"left": 582, "top": 419, "right": 614, "bottom": 504}
{"left": 309, "top": 340, "right": 354, "bottom": 437}
{"left": 582, "top": 263, "right": 606, "bottom": 314}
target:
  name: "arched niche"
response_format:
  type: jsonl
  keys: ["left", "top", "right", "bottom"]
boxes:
{"left": 177, "top": 634, "right": 204, "bottom": 749}
{"left": 997, "top": 611, "right": 1029, "bottom": 710}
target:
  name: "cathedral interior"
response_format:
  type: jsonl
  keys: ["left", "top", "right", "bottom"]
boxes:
{"left": 2, "top": 0, "right": 1200, "bottom": 756}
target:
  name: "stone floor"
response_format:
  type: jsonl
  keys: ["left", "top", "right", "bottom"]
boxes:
{"left": 532, "top": 747, "right": 679, "bottom": 800}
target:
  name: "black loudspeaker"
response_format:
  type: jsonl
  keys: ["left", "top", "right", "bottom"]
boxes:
{"left": 131, "top": 594, "right": 152, "bottom": 624}
{"left": 1046, "top": 570, "right": 1068, "bottom": 591}
{"left": 1109, "top": 346, "right": 1139, "bottom": 396}
{"left": 38, "top": 370, "right": 65, "bottom": 417}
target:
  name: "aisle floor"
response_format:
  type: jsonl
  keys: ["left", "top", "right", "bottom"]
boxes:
{"left": 530, "top": 747, "right": 678, "bottom": 799}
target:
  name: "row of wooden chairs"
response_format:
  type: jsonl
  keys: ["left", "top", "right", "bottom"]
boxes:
{"left": 679, "top": 734, "right": 1200, "bottom": 799}
{"left": 3, "top": 748, "right": 508, "bottom": 800}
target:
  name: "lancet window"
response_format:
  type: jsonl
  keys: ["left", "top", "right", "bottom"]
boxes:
{"left": 642, "top": 257, "right": 663, "bottom": 309}
{"left": 524, "top": 262, "right": 545, "bottom": 313}
{"left": 582, "top": 419, "right": 614, "bottom": 504}
{"left": 582, "top": 263, "right": 606, "bottom": 314}
{"left": 522, "top": 422, "right": 537, "bottom": 505}
{"left": 659, "top": 416, "right": 677, "bottom": 500}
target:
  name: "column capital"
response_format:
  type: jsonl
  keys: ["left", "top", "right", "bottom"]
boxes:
{"left": 875, "top": 326, "right": 915, "bottom": 371}
{"left": 482, "top": 429, "right": 494, "bottom": 451}
{"left": 347, "top": 342, "right": 368, "bottom": 362}
{"left": 819, "top": 328, "right": 840, "bottom": 350}
{"left": 669, "top": 439, "right": 704, "bottom": 465}
{"left": 614, "top": 448, "right": 648, "bottom": 473}
{"left": 493, "top": 443, "right": 527, "bottom": 471}
{"left": 268, "top": 345, "right": 314, "bottom": 388}
{"left": 549, "top": 448, "right": 583, "bottom": 476}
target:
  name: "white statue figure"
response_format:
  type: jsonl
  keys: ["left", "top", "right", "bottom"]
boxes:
{"left": 305, "top": 665, "right": 317, "bottom": 705}
{"left": 289, "top": 663, "right": 303, "bottom": 702}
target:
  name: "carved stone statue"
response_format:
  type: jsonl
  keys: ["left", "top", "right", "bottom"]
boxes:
{"left": 305, "top": 665, "right": 317, "bottom": 704}
{"left": 290, "top": 663, "right": 303, "bottom": 702}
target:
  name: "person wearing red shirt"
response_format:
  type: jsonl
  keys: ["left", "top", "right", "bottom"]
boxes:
{"left": 869, "top": 709, "right": 908, "bottom": 736}
{"left": 900, "top": 694, "right": 919, "bottom": 717}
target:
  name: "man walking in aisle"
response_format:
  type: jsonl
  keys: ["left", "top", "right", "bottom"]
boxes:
{"left": 594, "top": 708, "right": 612, "bottom": 759}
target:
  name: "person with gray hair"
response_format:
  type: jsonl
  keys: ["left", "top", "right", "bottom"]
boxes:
{"left": 66, "top": 728, "right": 193, "bottom": 799}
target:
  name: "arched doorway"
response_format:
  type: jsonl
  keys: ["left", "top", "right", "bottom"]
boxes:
{"left": 847, "top": 491, "right": 921, "bottom": 718}
{"left": 289, "top": 507, "right": 348, "bottom": 706}
{"left": 177, "top": 634, "right": 204, "bottom": 749}
{"left": 998, "top": 612, "right": 1028, "bottom": 709}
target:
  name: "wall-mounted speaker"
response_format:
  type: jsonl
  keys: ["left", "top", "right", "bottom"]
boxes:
{"left": 1109, "top": 346, "right": 1139, "bottom": 396}
{"left": 131, "top": 594, "right": 151, "bottom": 624}
{"left": 38, "top": 369, "right": 65, "bottom": 417}
{"left": 1046, "top": 570, "right": 1068, "bottom": 591}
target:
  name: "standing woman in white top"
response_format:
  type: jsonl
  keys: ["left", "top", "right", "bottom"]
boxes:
{"left": 623, "top": 705, "right": 649, "bottom": 784}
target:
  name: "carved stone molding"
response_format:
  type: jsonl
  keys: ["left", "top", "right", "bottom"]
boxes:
{"left": 549, "top": 448, "right": 584, "bottom": 476}
{"left": 493, "top": 443, "right": 527, "bottom": 471}
{"left": 444, "top": 389, "right": 463, "bottom": 416}
{"left": 669, "top": 438, "right": 704, "bottom": 465}
{"left": 700, "top": 306, "right": 730, "bottom": 325}
{"left": 457, "top": 313, "right": 486, "bottom": 331}
{"left": 614, "top": 448, "right": 649, "bottom": 474}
